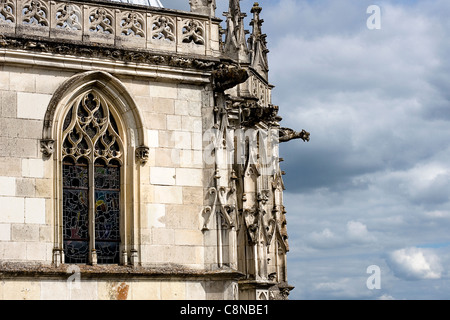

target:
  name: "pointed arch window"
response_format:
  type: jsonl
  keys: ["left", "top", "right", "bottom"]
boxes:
{"left": 62, "top": 91, "right": 124, "bottom": 264}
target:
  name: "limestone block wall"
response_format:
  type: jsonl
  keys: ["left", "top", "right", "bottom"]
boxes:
{"left": 119, "top": 78, "right": 210, "bottom": 269}
{"left": 0, "top": 275, "right": 237, "bottom": 300}
{"left": 0, "top": 64, "right": 76, "bottom": 263}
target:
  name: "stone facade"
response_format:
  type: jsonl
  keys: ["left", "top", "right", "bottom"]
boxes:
{"left": 0, "top": 0, "right": 308, "bottom": 300}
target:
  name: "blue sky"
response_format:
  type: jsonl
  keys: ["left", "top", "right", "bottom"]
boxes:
{"left": 163, "top": 0, "right": 450, "bottom": 300}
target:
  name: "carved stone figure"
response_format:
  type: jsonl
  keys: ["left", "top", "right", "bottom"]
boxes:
{"left": 40, "top": 139, "right": 55, "bottom": 157}
{"left": 135, "top": 146, "right": 150, "bottom": 164}
{"left": 279, "top": 128, "right": 311, "bottom": 142}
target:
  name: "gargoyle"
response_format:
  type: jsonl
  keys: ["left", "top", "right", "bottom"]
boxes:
{"left": 279, "top": 128, "right": 310, "bottom": 142}
{"left": 212, "top": 64, "right": 249, "bottom": 92}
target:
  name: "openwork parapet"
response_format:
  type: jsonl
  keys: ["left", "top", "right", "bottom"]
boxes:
{"left": 0, "top": 0, "right": 220, "bottom": 56}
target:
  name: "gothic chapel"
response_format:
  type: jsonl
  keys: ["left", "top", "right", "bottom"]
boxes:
{"left": 0, "top": 0, "right": 308, "bottom": 300}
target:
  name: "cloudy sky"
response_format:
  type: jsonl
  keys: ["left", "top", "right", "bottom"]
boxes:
{"left": 163, "top": 0, "right": 450, "bottom": 300}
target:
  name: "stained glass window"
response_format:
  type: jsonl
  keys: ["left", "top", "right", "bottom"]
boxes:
{"left": 63, "top": 159, "right": 89, "bottom": 264}
{"left": 62, "top": 91, "right": 123, "bottom": 265}
{"left": 94, "top": 162, "right": 120, "bottom": 264}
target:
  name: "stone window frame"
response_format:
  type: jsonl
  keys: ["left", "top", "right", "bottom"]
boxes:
{"left": 42, "top": 71, "right": 148, "bottom": 266}
{"left": 62, "top": 89, "right": 125, "bottom": 265}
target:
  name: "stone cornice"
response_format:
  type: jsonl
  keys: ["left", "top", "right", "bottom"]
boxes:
{"left": 0, "top": 262, "right": 246, "bottom": 281}
{"left": 0, "top": 34, "right": 220, "bottom": 71}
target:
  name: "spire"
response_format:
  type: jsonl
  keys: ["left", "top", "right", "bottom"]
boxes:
{"left": 223, "top": 0, "right": 249, "bottom": 64}
{"left": 248, "top": 2, "right": 269, "bottom": 81}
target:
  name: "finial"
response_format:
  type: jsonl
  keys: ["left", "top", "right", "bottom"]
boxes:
{"left": 251, "top": 2, "right": 262, "bottom": 14}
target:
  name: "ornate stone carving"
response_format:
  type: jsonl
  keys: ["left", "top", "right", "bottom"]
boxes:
{"left": 223, "top": 0, "right": 249, "bottom": 63}
{"left": 193, "top": 60, "right": 216, "bottom": 69}
{"left": 22, "top": 0, "right": 49, "bottom": 26}
{"left": 181, "top": 19, "right": 205, "bottom": 45}
{"left": 243, "top": 208, "right": 259, "bottom": 244}
{"left": 202, "top": 185, "right": 236, "bottom": 231}
{"left": 256, "top": 290, "right": 269, "bottom": 300}
{"left": 24, "top": 40, "right": 48, "bottom": 51}
{"left": 0, "top": 0, "right": 15, "bottom": 23}
{"left": 212, "top": 64, "right": 249, "bottom": 92}
{"left": 189, "top": 0, "right": 216, "bottom": 17}
{"left": 55, "top": 4, "right": 82, "bottom": 30}
{"left": 135, "top": 146, "right": 149, "bottom": 164}
{"left": 120, "top": 11, "right": 145, "bottom": 37}
{"left": 241, "top": 103, "right": 281, "bottom": 127}
{"left": 249, "top": 2, "right": 269, "bottom": 81}
{"left": 268, "top": 282, "right": 294, "bottom": 300}
{"left": 40, "top": 139, "right": 55, "bottom": 157}
{"left": 62, "top": 91, "right": 123, "bottom": 164}
{"left": 232, "top": 282, "right": 239, "bottom": 300}
{"left": 279, "top": 128, "right": 310, "bottom": 142}
{"left": 150, "top": 15, "right": 175, "bottom": 41}
{"left": 169, "top": 56, "right": 193, "bottom": 68}
{"left": 0, "top": 35, "right": 220, "bottom": 71}
{"left": 89, "top": 8, "right": 114, "bottom": 34}
{"left": 246, "top": 75, "right": 270, "bottom": 108}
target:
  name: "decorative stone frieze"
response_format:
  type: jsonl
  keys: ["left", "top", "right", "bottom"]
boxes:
{"left": 0, "top": 34, "right": 220, "bottom": 71}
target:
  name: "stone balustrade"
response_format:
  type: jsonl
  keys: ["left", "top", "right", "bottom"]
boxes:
{"left": 0, "top": 0, "right": 221, "bottom": 57}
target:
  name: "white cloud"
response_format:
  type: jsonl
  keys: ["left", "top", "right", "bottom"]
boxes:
{"left": 312, "top": 277, "right": 368, "bottom": 299}
{"left": 425, "top": 211, "right": 450, "bottom": 219}
{"left": 307, "top": 228, "right": 343, "bottom": 249}
{"left": 387, "top": 247, "right": 443, "bottom": 280}
{"left": 347, "top": 221, "right": 376, "bottom": 243}
{"left": 304, "top": 221, "right": 376, "bottom": 250}
{"left": 397, "top": 164, "right": 450, "bottom": 206}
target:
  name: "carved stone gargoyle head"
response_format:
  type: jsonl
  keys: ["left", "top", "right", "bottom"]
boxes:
{"left": 279, "top": 128, "right": 310, "bottom": 143}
